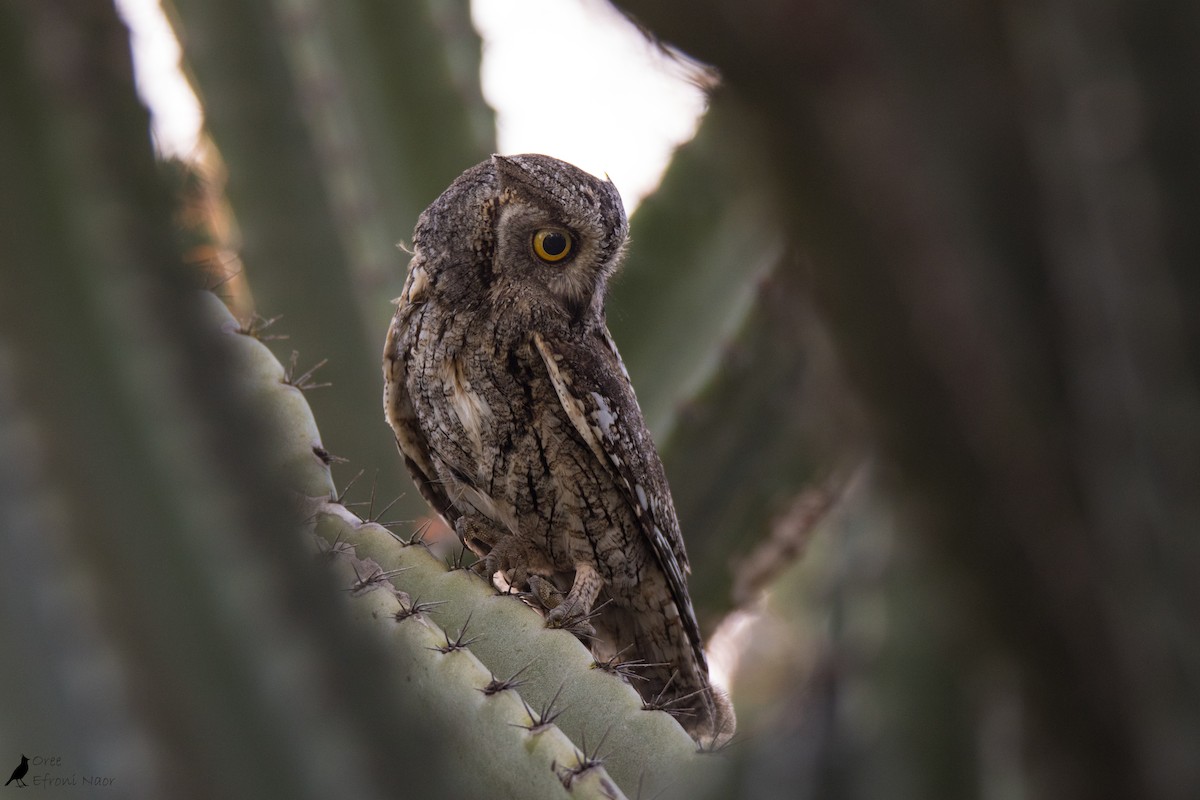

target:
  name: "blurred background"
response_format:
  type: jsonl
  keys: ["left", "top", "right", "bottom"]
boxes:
{"left": 2, "top": 0, "right": 1198, "bottom": 798}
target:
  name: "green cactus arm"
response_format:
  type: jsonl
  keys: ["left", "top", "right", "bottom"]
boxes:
{"left": 321, "top": 531, "right": 629, "bottom": 800}
{"left": 607, "top": 98, "right": 783, "bottom": 442}
{"left": 659, "top": 262, "right": 858, "bottom": 632}
{"left": 165, "top": 0, "right": 494, "bottom": 521}
{"left": 310, "top": 507, "right": 725, "bottom": 799}
{"left": 609, "top": 98, "right": 860, "bottom": 630}
{"left": 0, "top": 3, "right": 462, "bottom": 794}
{"left": 195, "top": 291, "right": 337, "bottom": 499}
{"left": 264, "top": 0, "right": 493, "bottom": 328}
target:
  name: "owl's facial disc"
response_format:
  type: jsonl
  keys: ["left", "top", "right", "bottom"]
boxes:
{"left": 492, "top": 154, "right": 627, "bottom": 265}
{"left": 493, "top": 204, "right": 597, "bottom": 318}
{"left": 490, "top": 154, "right": 628, "bottom": 322}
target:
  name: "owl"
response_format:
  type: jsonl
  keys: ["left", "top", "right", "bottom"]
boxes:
{"left": 383, "top": 154, "right": 734, "bottom": 745}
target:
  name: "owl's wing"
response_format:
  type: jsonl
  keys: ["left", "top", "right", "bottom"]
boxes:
{"left": 532, "top": 329, "right": 705, "bottom": 665}
{"left": 384, "top": 310, "right": 460, "bottom": 530}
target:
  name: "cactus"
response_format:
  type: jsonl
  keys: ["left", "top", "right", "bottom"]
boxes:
{"left": 165, "top": 0, "right": 495, "bottom": 523}
{"left": 610, "top": 2, "right": 1200, "bottom": 798}
{"left": 310, "top": 508, "right": 717, "bottom": 797}
{"left": 0, "top": 5, "right": 456, "bottom": 796}
{"left": 609, "top": 99, "right": 862, "bottom": 631}
{"left": 320, "top": 518, "right": 630, "bottom": 800}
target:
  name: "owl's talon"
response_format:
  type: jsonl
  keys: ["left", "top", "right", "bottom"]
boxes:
{"left": 545, "top": 601, "right": 598, "bottom": 640}
{"left": 536, "top": 564, "right": 602, "bottom": 640}
{"left": 545, "top": 602, "right": 598, "bottom": 638}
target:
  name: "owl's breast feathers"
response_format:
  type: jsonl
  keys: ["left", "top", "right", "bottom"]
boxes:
{"left": 386, "top": 291, "right": 510, "bottom": 521}
{"left": 383, "top": 301, "right": 460, "bottom": 528}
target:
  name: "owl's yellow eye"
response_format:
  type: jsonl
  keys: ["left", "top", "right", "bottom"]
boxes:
{"left": 532, "top": 229, "right": 572, "bottom": 263}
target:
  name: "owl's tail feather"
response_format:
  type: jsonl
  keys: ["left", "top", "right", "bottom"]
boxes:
{"left": 593, "top": 603, "right": 737, "bottom": 748}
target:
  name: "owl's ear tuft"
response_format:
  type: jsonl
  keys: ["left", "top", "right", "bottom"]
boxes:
{"left": 491, "top": 154, "right": 531, "bottom": 189}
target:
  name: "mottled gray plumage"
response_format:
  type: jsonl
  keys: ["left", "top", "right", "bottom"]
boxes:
{"left": 383, "top": 154, "right": 733, "bottom": 744}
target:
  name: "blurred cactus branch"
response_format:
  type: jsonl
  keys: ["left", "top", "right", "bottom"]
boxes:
{"left": 663, "top": 258, "right": 861, "bottom": 633}
{"left": 163, "top": 0, "right": 494, "bottom": 522}
{"left": 615, "top": 1, "right": 1200, "bottom": 797}
{"left": 613, "top": 96, "right": 866, "bottom": 633}
{"left": 0, "top": 3, "right": 453, "bottom": 795}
